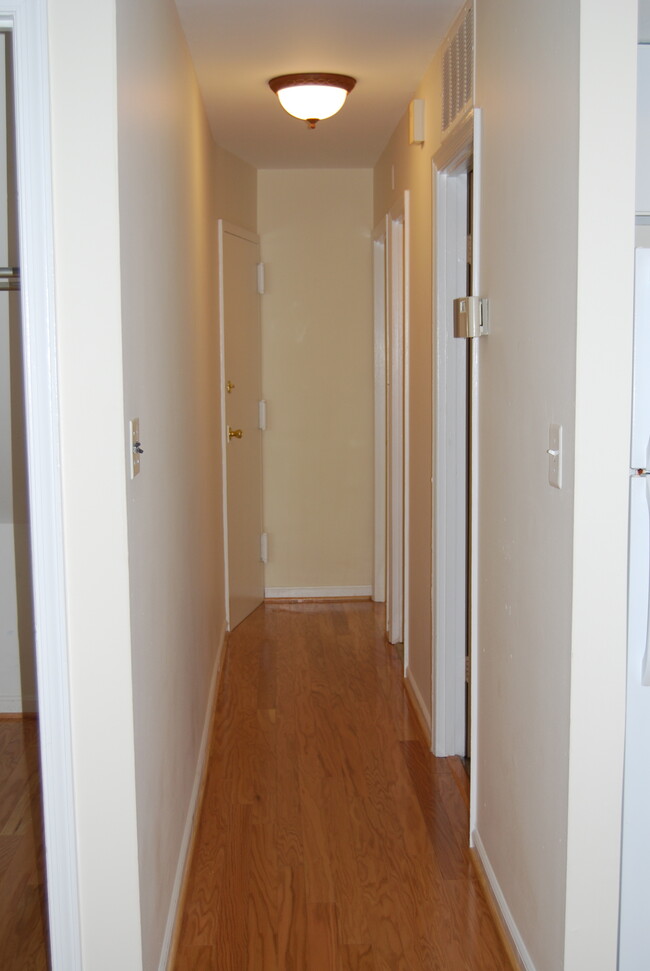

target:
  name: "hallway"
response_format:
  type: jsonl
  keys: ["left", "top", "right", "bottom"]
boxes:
{"left": 174, "top": 602, "right": 511, "bottom": 969}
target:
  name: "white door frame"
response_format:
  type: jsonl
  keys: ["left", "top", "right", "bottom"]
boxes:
{"left": 432, "top": 109, "right": 481, "bottom": 821}
{"left": 386, "top": 193, "right": 410, "bottom": 656}
{"left": 372, "top": 218, "right": 387, "bottom": 604}
{"left": 5, "top": 2, "right": 82, "bottom": 967}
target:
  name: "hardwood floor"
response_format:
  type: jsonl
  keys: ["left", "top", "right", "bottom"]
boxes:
{"left": 174, "top": 602, "right": 512, "bottom": 970}
{"left": 0, "top": 717, "right": 49, "bottom": 970}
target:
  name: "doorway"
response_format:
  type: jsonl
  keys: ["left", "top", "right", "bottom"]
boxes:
{"left": 374, "top": 194, "right": 410, "bottom": 661}
{"left": 372, "top": 223, "right": 387, "bottom": 606}
{"left": 0, "top": 27, "right": 48, "bottom": 967}
{"left": 218, "top": 221, "right": 264, "bottom": 631}
{"left": 0, "top": 6, "right": 82, "bottom": 967}
{"left": 432, "top": 110, "right": 481, "bottom": 807}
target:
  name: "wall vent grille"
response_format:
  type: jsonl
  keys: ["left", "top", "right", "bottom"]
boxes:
{"left": 442, "top": 3, "right": 474, "bottom": 134}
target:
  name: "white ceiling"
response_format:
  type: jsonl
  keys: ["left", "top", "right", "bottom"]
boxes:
{"left": 174, "top": 0, "right": 463, "bottom": 169}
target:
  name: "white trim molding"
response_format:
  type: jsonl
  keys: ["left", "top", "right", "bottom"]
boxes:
{"left": 265, "top": 585, "right": 372, "bottom": 600}
{"left": 472, "top": 829, "right": 536, "bottom": 971}
{"left": 159, "top": 622, "right": 228, "bottom": 971}
{"left": 5, "top": 0, "right": 83, "bottom": 967}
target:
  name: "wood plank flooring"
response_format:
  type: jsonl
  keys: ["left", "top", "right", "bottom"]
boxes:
{"left": 0, "top": 717, "right": 49, "bottom": 970}
{"left": 174, "top": 602, "right": 512, "bottom": 970}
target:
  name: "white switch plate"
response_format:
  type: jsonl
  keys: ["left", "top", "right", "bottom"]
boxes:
{"left": 130, "top": 418, "right": 141, "bottom": 479}
{"left": 548, "top": 423, "right": 562, "bottom": 489}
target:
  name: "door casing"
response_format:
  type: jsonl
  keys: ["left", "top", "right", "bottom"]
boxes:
{"left": 1, "top": 2, "right": 83, "bottom": 967}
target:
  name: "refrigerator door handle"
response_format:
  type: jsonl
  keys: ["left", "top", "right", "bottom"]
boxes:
{"left": 643, "top": 474, "right": 650, "bottom": 686}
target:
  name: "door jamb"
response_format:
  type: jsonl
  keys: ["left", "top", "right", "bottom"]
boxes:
{"left": 5, "top": 2, "right": 83, "bottom": 966}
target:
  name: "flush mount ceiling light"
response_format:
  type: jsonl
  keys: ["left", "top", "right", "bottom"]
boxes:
{"left": 268, "top": 73, "right": 356, "bottom": 129}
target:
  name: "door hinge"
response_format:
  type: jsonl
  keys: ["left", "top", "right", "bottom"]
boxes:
{"left": 257, "top": 262, "right": 265, "bottom": 295}
{"left": 258, "top": 399, "right": 267, "bottom": 431}
{"left": 465, "top": 656, "right": 471, "bottom": 683}
{"left": 453, "top": 295, "right": 489, "bottom": 338}
{"left": 260, "top": 532, "right": 268, "bottom": 564}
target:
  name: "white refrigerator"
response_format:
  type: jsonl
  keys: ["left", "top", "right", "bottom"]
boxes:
{"left": 620, "top": 247, "right": 650, "bottom": 969}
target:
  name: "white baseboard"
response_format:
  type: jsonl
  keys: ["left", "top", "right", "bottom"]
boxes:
{"left": 404, "top": 666, "right": 432, "bottom": 745}
{"left": 0, "top": 693, "right": 37, "bottom": 714}
{"left": 264, "top": 585, "right": 373, "bottom": 599}
{"left": 159, "top": 621, "right": 228, "bottom": 971}
{"left": 472, "top": 829, "right": 536, "bottom": 971}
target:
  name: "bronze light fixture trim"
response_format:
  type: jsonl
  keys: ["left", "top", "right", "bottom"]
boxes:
{"left": 268, "top": 73, "right": 357, "bottom": 129}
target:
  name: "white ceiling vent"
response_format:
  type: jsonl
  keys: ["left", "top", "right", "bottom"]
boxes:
{"left": 442, "top": 2, "right": 474, "bottom": 136}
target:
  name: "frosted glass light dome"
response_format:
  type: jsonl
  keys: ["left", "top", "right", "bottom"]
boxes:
{"left": 268, "top": 74, "right": 356, "bottom": 129}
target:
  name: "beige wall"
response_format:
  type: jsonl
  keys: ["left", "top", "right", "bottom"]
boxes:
{"left": 474, "top": 1, "right": 579, "bottom": 966}
{"left": 48, "top": 0, "right": 254, "bottom": 965}
{"left": 215, "top": 143, "right": 257, "bottom": 233}
{"left": 258, "top": 169, "right": 374, "bottom": 593}
{"left": 564, "top": 1, "right": 636, "bottom": 966}
{"left": 374, "top": 51, "right": 444, "bottom": 725}
{"left": 116, "top": 0, "right": 251, "bottom": 966}
{"left": 48, "top": 0, "right": 142, "bottom": 965}
{"left": 375, "top": 0, "right": 637, "bottom": 968}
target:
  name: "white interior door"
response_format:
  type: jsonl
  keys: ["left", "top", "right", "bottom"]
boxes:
{"left": 373, "top": 220, "right": 387, "bottom": 604}
{"left": 218, "top": 221, "right": 264, "bottom": 630}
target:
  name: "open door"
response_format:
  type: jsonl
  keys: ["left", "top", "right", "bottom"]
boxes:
{"left": 218, "top": 221, "right": 264, "bottom": 630}
{"left": 432, "top": 110, "right": 482, "bottom": 779}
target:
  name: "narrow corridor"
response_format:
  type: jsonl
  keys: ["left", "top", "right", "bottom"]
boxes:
{"left": 174, "top": 602, "right": 512, "bottom": 970}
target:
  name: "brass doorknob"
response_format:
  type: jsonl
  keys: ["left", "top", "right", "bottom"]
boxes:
{"left": 228, "top": 426, "right": 243, "bottom": 441}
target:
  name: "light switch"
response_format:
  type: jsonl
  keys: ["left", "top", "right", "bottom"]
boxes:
{"left": 548, "top": 423, "right": 562, "bottom": 489}
{"left": 129, "top": 418, "right": 142, "bottom": 479}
